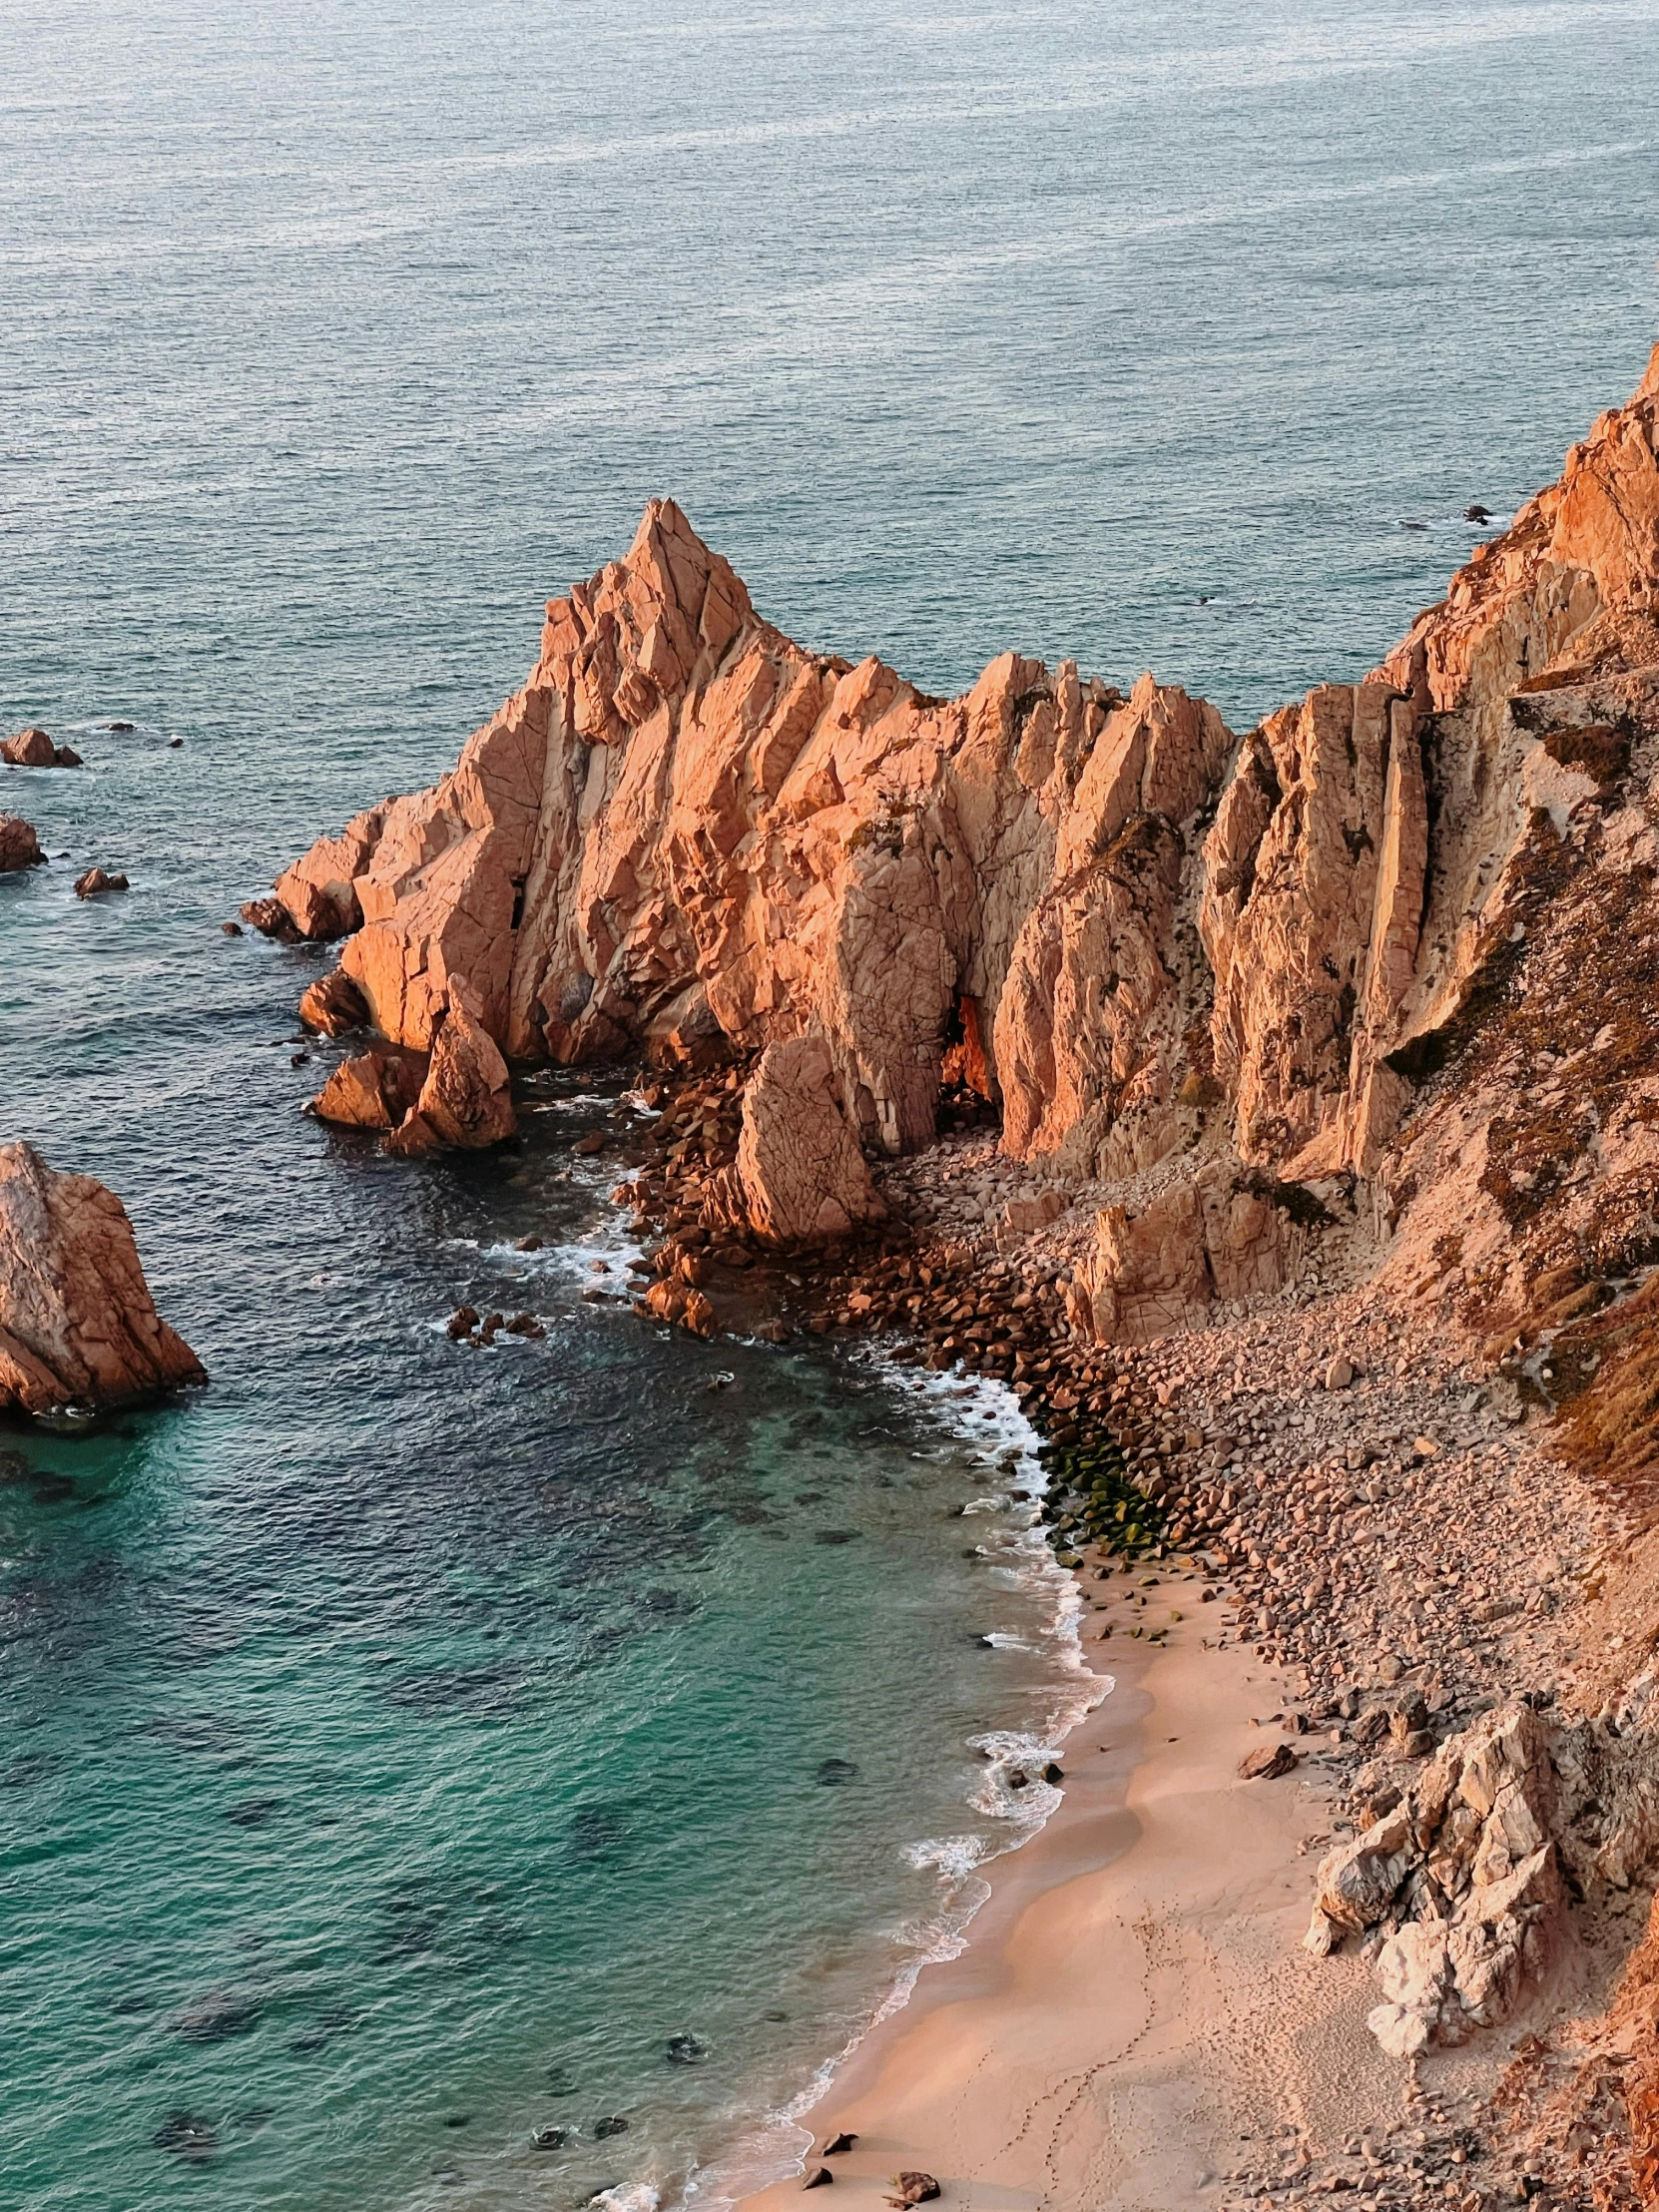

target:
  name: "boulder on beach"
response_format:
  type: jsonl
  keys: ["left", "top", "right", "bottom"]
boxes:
{"left": 0, "top": 1141, "right": 206, "bottom": 1417}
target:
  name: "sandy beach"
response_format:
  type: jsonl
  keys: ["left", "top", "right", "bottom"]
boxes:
{"left": 739, "top": 1620, "right": 1501, "bottom": 2212}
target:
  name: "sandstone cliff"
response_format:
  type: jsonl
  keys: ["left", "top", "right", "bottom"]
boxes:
{"left": 0, "top": 1142, "right": 206, "bottom": 1417}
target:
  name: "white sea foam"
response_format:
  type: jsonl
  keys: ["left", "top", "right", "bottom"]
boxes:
{"left": 591, "top": 2185, "right": 662, "bottom": 2212}
{"left": 676, "top": 1354, "right": 1108, "bottom": 2212}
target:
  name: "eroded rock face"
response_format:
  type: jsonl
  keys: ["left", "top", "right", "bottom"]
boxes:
{"left": 275, "top": 806, "right": 385, "bottom": 941}
{"left": 704, "top": 1034, "right": 886, "bottom": 1247}
{"left": 0, "top": 1142, "right": 206, "bottom": 1416}
{"left": 0, "top": 817, "right": 44, "bottom": 870}
{"left": 262, "top": 343, "right": 1659, "bottom": 1187}
{"left": 1068, "top": 1164, "right": 1299, "bottom": 1344}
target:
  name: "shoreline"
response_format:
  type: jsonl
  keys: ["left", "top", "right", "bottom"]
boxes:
{"left": 730, "top": 1627, "right": 1357, "bottom": 2212}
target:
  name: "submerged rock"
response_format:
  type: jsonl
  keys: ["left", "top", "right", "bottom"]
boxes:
{"left": 0, "top": 1142, "right": 206, "bottom": 1418}
{"left": 152, "top": 2111, "right": 217, "bottom": 2161}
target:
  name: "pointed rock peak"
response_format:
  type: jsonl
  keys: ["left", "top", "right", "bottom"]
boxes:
{"left": 1635, "top": 337, "right": 1659, "bottom": 405}
{"left": 623, "top": 498, "right": 755, "bottom": 640}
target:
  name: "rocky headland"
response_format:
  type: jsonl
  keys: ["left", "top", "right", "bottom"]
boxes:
{"left": 249, "top": 343, "right": 1659, "bottom": 2203}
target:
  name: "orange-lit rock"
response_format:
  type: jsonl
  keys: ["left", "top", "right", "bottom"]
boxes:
{"left": 0, "top": 1142, "right": 206, "bottom": 1416}
{"left": 297, "top": 968, "right": 369, "bottom": 1037}
{"left": 0, "top": 817, "right": 44, "bottom": 870}
{"left": 310, "top": 1049, "right": 425, "bottom": 1132}
{"left": 704, "top": 1033, "right": 887, "bottom": 1248}
{"left": 265, "top": 342, "right": 1659, "bottom": 1185}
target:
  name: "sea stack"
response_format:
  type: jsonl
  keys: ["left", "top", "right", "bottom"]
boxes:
{"left": 0, "top": 1142, "right": 206, "bottom": 1417}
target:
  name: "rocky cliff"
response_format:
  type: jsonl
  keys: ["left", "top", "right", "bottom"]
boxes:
{"left": 262, "top": 344, "right": 1659, "bottom": 1268}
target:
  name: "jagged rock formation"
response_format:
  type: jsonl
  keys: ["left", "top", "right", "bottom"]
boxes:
{"left": 0, "top": 817, "right": 44, "bottom": 870}
{"left": 382, "top": 998, "right": 516, "bottom": 1155}
{"left": 310, "top": 1048, "right": 424, "bottom": 1132}
{"left": 258, "top": 343, "right": 1659, "bottom": 1249}
{"left": 297, "top": 968, "right": 369, "bottom": 1037}
{"left": 0, "top": 1142, "right": 206, "bottom": 1416}
{"left": 1308, "top": 1679, "right": 1659, "bottom": 2070}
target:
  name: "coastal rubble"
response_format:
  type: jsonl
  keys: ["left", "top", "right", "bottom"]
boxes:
{"left": 0, "top": 1141, "right": 205, "bottom": 1416}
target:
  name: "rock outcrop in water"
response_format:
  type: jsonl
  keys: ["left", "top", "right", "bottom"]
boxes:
{"left": 2, "top": 727, "right": 81, "bottom": 769}
{"left": 0, "top": 817, "right": 44, "bottom": 871}
{"left": 259, "top": 343, "right": 1659, "bottom": 1207}
{"left": 0, "top": 1142, "right": 206, "bottom": 1417}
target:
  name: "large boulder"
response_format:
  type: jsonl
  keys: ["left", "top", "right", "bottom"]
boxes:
{"left": 1304, "top": 1702, "right": 1564, "bottom": 2057}
{"left": 3, "top": 727, "right": 79, "bottom": 769}
{"left": 0, "top": 817, "right": 44, "bottom": 871}
{"left": 297, "top": 968, "right": 369, "bottom": 1037}
{"left": 384, "top": 998, "right": 517, "bottom": 1154}
{"left": 1068, "top": 1163, "right": 1300, "bottom": 1344}
{"left": 0, "top": 1142, "right": 206, "bottom": 1416}
{"left": 704, "top": 1033, "right": 886, "bottom": 1247}
{"left": 310, "top": 1048, "right": 425, "bottom": 1132}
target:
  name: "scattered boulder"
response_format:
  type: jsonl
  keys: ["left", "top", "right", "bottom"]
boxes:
{"left": 0, "top": 816, "right": 44, "bottom": 870}
{"left": 703, "top": 1034, "right": 886, "bottom": 1249}
{"left": 885, "top": 2176, "right": 940, "bottom": 2207}
{"left": 297, "top": 968, "right": 370, "bottom": 1037}
{"left": 821, "top": 2133, "right": 857, "bottom": 2157}
{"left": 803, "top": 2168, "right": 833, "bottom": 2191}
{"left": 74, "top": 867, "right": 129, "bottom": 897}
{"left": 1239, "top": 1742, "right": 1297, "bottom": 1781}
{"left": 0, "top": 1142, "right": 206, "bottom": 1417}
{"left": 310, "top": 1049, "right": 425, "bottom": 1132}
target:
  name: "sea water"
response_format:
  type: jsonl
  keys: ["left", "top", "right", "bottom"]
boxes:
{"left": 3, "top": 1, "right": 1657, "bottom": 2206}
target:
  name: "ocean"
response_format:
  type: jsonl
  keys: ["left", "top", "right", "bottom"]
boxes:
{"left": 2, "top": 0, "right": 1656, "bottom": 2205}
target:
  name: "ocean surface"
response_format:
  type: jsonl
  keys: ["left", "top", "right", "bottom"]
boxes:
{"left": 2, "top": 1, "right": 1657, "bottom": 2206}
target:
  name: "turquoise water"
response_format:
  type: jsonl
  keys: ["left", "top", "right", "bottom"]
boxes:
{"left": 3, "top": 1, "right": 1658, "bottom": 2206}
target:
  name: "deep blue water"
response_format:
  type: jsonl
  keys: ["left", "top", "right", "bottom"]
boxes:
{"left": 3, "top": 1, "right": 1657, "bottom": 2207}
